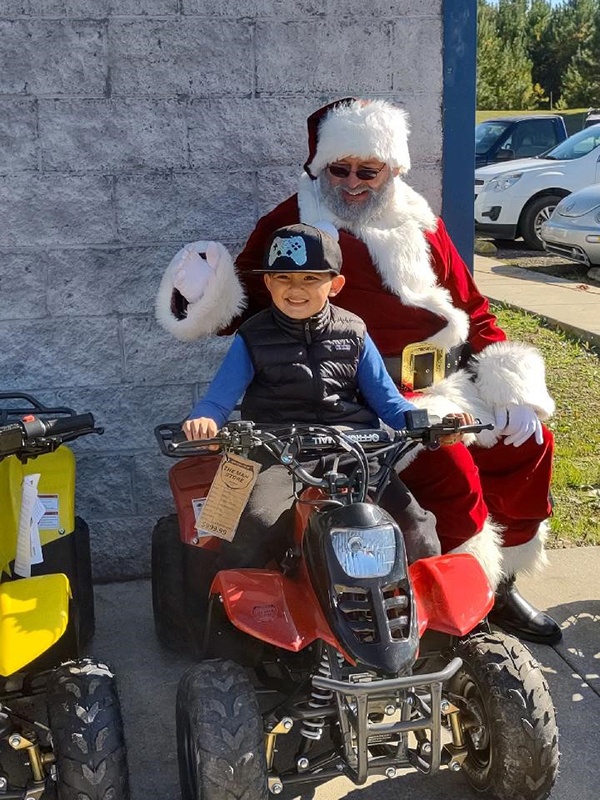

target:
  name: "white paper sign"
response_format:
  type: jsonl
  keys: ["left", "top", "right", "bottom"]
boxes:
{"left": 14, "top": 474, "right": 44, "bottom": 577}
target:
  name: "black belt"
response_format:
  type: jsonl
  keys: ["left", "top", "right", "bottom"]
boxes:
{"left": 383, "top": 343, "right": 469, "bottom": 392}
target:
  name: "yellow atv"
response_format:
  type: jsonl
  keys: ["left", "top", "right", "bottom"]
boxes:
{"left": 0, "top": 393, "right": 130, "bottom": 800}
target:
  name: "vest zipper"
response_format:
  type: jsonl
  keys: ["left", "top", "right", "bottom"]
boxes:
{"left": 304, "top": 321, "right": 324, "bottom": 423}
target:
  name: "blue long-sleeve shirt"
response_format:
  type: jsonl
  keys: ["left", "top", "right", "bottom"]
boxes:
{"left": 190, "top": 332, "right": 416, "bottom": 430}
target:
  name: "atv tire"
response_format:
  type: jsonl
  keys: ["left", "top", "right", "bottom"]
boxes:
{"left": 46, "top": 658, "right": 130, "bottom": 800}
{"left": 151, "top": 514, "right": 188, "bottom": 652}
{"left": 72, "top": 517, "right": 95, "bottom": 648}
{"left": 176, "top": 659, "right": 268, "bottom": 800}
{"left": 449, "top": 631, "right": 558, "bottom": 800}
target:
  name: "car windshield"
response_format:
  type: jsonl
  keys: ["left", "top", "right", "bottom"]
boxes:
{"left": 543, "top": 125, "right": 600, "bottom": 161}
{"left": 475, "top": 121, "right": 511, "bottom": 154}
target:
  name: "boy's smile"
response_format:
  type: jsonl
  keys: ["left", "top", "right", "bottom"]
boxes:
{"left": 264, "top": 272, "right": 345, "bottom": 320}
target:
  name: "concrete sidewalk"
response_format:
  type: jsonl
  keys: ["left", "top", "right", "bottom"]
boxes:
{"left": 475, "top": 254, "right": 600, "bottom": 348}
{"left": 89, "top": 257, "right": 600, "bottom": 800}
{"left": 91, "top": 546, "right": 600, "bottom": 800}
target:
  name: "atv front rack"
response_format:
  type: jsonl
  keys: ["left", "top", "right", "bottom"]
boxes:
{"left": 266, "top": 655, "right": 467, "bottom": 792}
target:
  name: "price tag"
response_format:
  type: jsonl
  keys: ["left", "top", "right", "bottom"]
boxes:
{"left": 195, "top": 453, "right": 261, "bottom": 542}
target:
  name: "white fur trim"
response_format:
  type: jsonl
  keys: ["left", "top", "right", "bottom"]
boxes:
{"left": 410, "top": 372, "right": 500, "bottom": 448}
{"left": 155, "top": 242, "right": 246, "bottom": 342}
{"left": 298, "top": 174, "right": 469, "bottom": 350}
{"left": 501, "top": 521, "right": 550, "bottom": 577}
{"left": 473, "top": 341, "right": 555, "bottom": 419}
{"left": 449, "top": 518, "right": 505, "bottom": 590}
{"left": 309, "top": 99, "right": 411, "bottom": 175}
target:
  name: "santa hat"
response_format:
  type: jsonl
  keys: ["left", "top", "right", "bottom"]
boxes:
{"left": 303, "top": 98, "right": 411, "bottom": 180}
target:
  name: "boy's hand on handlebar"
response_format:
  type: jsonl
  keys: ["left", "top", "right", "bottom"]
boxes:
{"left": 182, "top": 417, "right": 219, "bottom": 450}
{"left": 439, "top": 412, "right": 475, "bottom": 446}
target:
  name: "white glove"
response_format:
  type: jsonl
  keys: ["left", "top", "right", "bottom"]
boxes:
{"left": 168, "top": 241, "right": 220, "bottom": 304}
{"left": 494, "top": 403, "right": 543, "bottom": 447}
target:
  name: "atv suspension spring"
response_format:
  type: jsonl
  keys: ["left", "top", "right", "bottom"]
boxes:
{"left": 301, "top": 653, "right": 334, "bottom": 742}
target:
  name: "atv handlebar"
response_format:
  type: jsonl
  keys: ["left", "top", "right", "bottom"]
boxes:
{"left": 155, "top": 413, "right": 494, "bottom": 460}
{"left": 155, "top": 415, "right": 494, "bottom": 503}
{"left": 0, "top": 410, "right": 103, "bottom": 462}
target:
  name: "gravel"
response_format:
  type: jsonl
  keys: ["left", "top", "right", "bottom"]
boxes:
{"left": 475, "top": 238, "right": 600, "bottom": 288}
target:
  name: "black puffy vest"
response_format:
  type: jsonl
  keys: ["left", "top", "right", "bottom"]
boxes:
{"left": 238, "top": 303, "right": 378, "bottom": 426}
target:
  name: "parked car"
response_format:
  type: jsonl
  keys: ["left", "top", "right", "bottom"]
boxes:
{"left": 474, "top": 124, "right": 600, "bottom": 249}
{"left": 540, "top": 184, "right": 600, "bottom": 268}
{"left": 475, "top": 115, "right": 567, "bottom": 168}
{"left": 583, "top": 108, "right": 600, "bottom": 129}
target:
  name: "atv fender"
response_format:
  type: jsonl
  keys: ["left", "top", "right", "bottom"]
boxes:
{"left": 210, "top": 569, "right": 346, "bottom": 655}
{"left": 409, "top": 553, "right": 494, "bottom": 637}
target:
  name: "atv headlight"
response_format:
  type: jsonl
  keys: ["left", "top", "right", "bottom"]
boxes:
{"left": 489, "top": 172, "right": 523, "bottom": 192}
{"left": 330, "top": 525, "right": 396, "bottom": 578}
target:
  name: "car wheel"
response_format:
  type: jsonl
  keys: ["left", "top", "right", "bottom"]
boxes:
{"left": 520, "top": 194, "right": 563, "bottom": 250}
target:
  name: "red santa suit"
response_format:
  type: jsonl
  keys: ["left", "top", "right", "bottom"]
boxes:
{"left": 156, "top": 99, "right": 556, "bottom": 594}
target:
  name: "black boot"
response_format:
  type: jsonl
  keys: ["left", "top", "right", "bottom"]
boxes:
{"left": 488, "top": 576, "right": 562, "bottom": 645}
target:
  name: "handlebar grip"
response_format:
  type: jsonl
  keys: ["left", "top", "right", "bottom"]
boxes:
{"left": 23, "top": 412, "right": 96, "bottom": 439}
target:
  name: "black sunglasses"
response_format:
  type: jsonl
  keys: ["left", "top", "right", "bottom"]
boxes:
{"left": 327, "top": 163, "right": 386, "bottom": 181}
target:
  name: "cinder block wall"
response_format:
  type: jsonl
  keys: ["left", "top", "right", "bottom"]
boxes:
{"left": 0, "top": 1, "right": 443, "bottom": 580}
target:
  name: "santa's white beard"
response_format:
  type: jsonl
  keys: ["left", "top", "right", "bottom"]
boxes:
{"left": 317, "top": 172, "right": 396, "bottom": 226}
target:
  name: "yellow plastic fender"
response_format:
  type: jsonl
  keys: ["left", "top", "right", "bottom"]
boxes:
{"left": 0, "top": 574, "right": 70, "bottom": 677}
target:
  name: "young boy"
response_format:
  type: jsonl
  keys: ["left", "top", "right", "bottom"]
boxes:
{"left": 184, "top": 223, "right": 467, "bottom": 569}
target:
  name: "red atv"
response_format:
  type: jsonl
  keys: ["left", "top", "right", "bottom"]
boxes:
{"left": 152, "top": 413, "right": 559, "bottom": 800}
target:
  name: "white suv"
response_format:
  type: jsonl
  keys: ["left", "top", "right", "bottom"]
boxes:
{"left": 474, "top": 125, "right": 600, "bottom": 249}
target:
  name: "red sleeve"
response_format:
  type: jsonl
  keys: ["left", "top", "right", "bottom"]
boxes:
{"left": 426, "top": 218, "right": 506, "bottom": 353}
{"left": 219, "top": 196, "right": 300, "bottom": 335}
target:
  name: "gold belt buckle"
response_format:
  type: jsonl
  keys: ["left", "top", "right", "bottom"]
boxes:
{"left": 401, "top": 342, "right": 446, "bottom": 392}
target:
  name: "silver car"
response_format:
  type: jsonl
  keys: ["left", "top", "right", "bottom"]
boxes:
{"left": 540, "top": 184, "right": 600, "bottom": 268}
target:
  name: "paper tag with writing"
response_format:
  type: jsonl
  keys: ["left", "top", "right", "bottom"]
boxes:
{"left": 15, "top": 474, "right": 41, "bottom": 577}
{"left": 195, "top": 453, "right": 261, "bottom": 542}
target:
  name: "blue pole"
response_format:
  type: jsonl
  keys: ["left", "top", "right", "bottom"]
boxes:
{"left": 442, "top": 0, "right": 477, "bottom": 272}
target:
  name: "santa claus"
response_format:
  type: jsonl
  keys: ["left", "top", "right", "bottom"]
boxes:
{"left": 156, "top": 98, "right": 560, "bottom": 645}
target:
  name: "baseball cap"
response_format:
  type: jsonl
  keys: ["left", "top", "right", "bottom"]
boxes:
{"left": 253, "top": 223, "right": 342, "bottom": 275}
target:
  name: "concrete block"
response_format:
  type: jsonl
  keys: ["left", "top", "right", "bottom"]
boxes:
{"left": 39, "top": 99, "right": 188, "bottom": 172}
{"left": 188, "top": 97, "right": 315, "bottom": 168}
{"left": 0, "top": 2, "right": 28, "bottom": 14}
{"left": 122, "top": 316, "right": 232, "bottom": 384}
{"left": 256, "top": 166, "right": 301, "bottom": 218}
{"left": 0, "top": 99, "right": 37, "bottom": 172}
{"left": 46, "top": 383, "right": 194, "bottom": 452}
{"left": 408, "top": 163, "right": 442, "bottom": 216}
{"left": 327, "top": 0, "right": 441, "bottom": 16}
{"left": 133, "top": 453, "right": 177, "bottom": 514}
{"left": 392, "top": 18, "right": 443, "bottom": 95}
{"left": 76, "top": 453, "right": 135, "bottom": 518}
{"left": 88, "top": 515, "right": 157, "bottom": 580}
{"left": 109, "top": 18, "right": 253, "bottom": 97}
{"left": 26, "top": 1, "right": 178, "bottom": 13}
{"left": 0, "top": 20, "right": 107, "bottom": 97}
{"left": 114, "top": 172, "right": 256, "bottom": 243}
{"left": 0, "top": 318, "right": 123, "bottom": 389}
{"left": 46, "top": 245, "right": 174, "bottom": 317}
{"left": 183, "top": 0, "right": 326, "bottom": 15}
{"left": 0, "top": 251, "right": 48, "bottom": 321}
{"left": 401, "top": 93, "right": 443, "bottom": 164}
{"left": 256, "top": 19, "right": 392, "bottom": 95}
{"left": 0, "top": 175, "right": 115, "bottom": 246}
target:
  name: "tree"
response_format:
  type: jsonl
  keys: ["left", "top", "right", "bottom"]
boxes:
{"left": 560, "top": 3, "right": 600, "bottom": 106}
{"left": 477, "top": 0, "right": 545, "bottom": 109}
